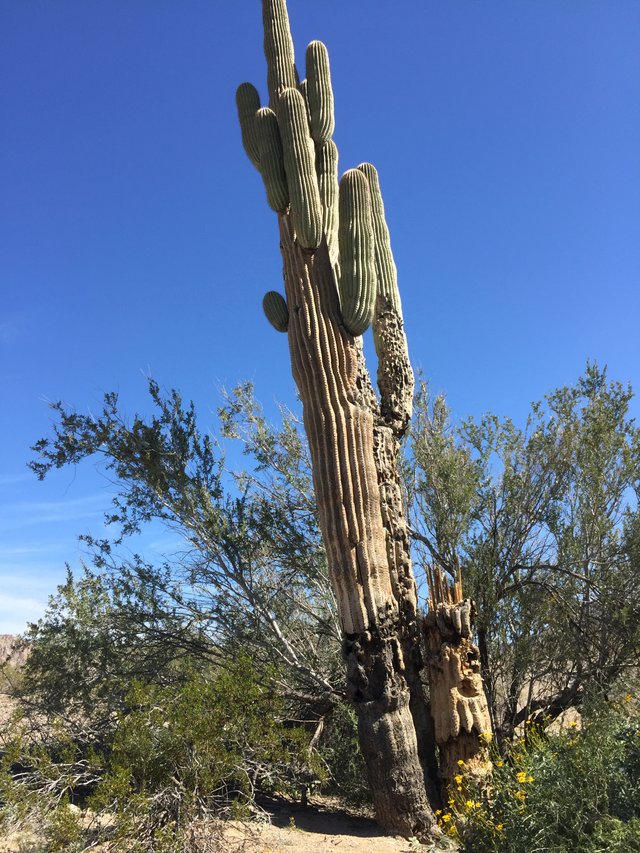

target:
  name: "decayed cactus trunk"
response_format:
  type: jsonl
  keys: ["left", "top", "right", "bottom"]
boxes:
{"left": 235, "top": 0, "right": 489, "bottom": 836}
{"left": 424, "top": 566, "right": 493, "bottom": 789}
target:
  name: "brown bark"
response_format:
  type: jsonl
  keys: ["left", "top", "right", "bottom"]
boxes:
{"left": 279, "top": 215, "right": 436, "bottom": 836}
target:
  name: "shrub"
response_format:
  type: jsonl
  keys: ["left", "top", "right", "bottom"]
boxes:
{"left": 318, "top": 700, "right": 370, "bottom": 806}
{"left": 1, "top": 656, "right": 318, "bottom": 850}
{"left": 445, "top": 695, "right": 640, "bottom": 852}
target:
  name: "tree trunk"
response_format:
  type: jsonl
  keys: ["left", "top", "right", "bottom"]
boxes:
{"left": 279, "top": 216, "right": 436, "bottom": 836}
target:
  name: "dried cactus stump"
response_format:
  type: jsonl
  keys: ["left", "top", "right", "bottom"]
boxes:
{"left": 424, "top": 594, "right": 493, "bottom": 787}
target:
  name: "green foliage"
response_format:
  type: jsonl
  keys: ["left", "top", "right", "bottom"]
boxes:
{"left": 90, "top": 658, "right": 318, "bottom": 845}
{"left": 318, "top": 701, "right": 370, "bottom": 806}
{"left": 1, "top": 658, "right": 318, "bottom": 850}
{"left": 445, "top": 697, "right": 640, "bottom": 851}
{"left": 411, "top": 363, "right": 640, "bottom": 737}
{"left": 28, "top": 379, "right": 342, "bottom": 715}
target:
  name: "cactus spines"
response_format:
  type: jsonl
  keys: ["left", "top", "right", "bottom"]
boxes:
{"left": 315, "top": 139, "right": 339, "bottom": 265}
{"left": 357, "top": 163, "right": 401, "bottom": 315}
{"left": 277, "top": 87, "right": 323, "bottom": 250}
{"left": 337, "top": 169, "right": 376, "bottom": 335}
{"left": 306, "top": 41, "right": 335, "bottom": 144}
{"left": 255, "top": 108, "right": 289, "bottom": 212}
{"left": 263, "top": 0, "right": 298, "bottom": 106}
{"left": 262, "top": 290, "right": 289, "bottom": 332}
{"left": 236, "top": 83, "right": 262, "bottom": 170}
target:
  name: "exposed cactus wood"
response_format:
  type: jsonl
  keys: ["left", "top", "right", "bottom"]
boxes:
{"left": 424, "top": 569, "right": 493, "bottom": 788}
{"left": 236, "top": 82, "right": 262, "bottom": 170}
{"left": 277, "top": 88, "right": 323, "bottom": 250}
{"left": 357, "top": 162, "right": 413, "bottom": 434}
{"left": 306, "top": 40, "right": 335, "bottom": 144}
{"left": 337, "top": 169, "right": 376, "bottom": 335}
{"left": 262, "top": 290, "right": 289, "bottom": 332}
{"left": 255, "top": 107, "right": 289, "bottom": 212}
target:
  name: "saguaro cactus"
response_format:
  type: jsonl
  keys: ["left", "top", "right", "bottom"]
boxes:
{"left": 235, "top": 0, "right": 491, "bottom": 837}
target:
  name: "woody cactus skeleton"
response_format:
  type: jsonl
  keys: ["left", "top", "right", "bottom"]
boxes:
{"left": 236, "top": 0, "right": 490, "bottom": 836}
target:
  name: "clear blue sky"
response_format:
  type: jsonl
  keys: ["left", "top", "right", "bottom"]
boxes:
{"left": 1, "top": 1, "right": 639, "bottom": 633}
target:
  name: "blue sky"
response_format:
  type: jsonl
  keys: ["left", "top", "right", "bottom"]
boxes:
{"left": 1, "top": 1, "right": 639, "bottom": 634}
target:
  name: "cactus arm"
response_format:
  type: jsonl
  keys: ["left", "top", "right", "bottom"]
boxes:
{"left": 262, "top": 290, "right": 289, "bottom": 331}
{"left": 236, "top": 83, "right": 262, "bottom": 170}
{"left": 277, "top": 88, "right": 323, "bottom": 250}
{"left": 263, "top": 0, "right": 298, "bottom": 106}
{"left": 305, "top": 40, "right": 335, "bottom": 144}
{"left": 315, "top": 140, "right": 339, "bottom": 267}
{"left": 255, "top": 108, "right": 289, "bottom": 212}
{"left": 357, "top": 163, "right": 401, "bottom": 314}
{"left": 337, "top": 169, "right": 376, "bottom": 336}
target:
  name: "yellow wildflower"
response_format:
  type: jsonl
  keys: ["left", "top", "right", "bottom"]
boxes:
{"left": 435, "top": 809, "right": 442, "bottom": 816}
{"left": 494, "top": 759, "right": 504, "bottom": 767}
{"left": 624, "top": 693, "right": 632, "bottom": 702}
{"left": 514, "top": 789, "right": 526, "bottom": 801}
{"left": 515, "top": 771, "right": 533, "bottom": 784}
{"left": 442, "top": 813, "right": 451, "bottom": 823}
{"left": 454, "top": 774, "right": 463, "bottom": 785}
{"left": 496, "top": 823, "right": 504, "bottom": 831}
{"left": 568, "top": 721, "right": 577, "bottom": 728}
{"left": 465, "top": 800, "right": 474, "bottom": 810}
{"left": 457, "top": 759, "right": 465, "bottom": 766}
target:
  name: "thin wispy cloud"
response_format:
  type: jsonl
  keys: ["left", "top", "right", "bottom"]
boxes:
{"left": 0, "top": 473, "right": 32, "bottom": 487}
{"left": 0, "top": 314, "right": 24, "bottom": 345}
{"left": 0, "top": 493, "right": 107, "bottom": 531}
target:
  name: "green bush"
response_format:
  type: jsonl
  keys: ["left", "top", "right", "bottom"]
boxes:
{"left": 318, "top": 700, "right": 370, "bottom": 806}
{"left": 1, "top": 656, "right": 319, "bottom": 851}
{"left": 443, "top": 696, "right": 640, "bottom": 852}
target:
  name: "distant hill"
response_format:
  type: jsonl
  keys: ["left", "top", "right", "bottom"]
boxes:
{"left": 0, "top": 634, "right": 28, "bottom": 671}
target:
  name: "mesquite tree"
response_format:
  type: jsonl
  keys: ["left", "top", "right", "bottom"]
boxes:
{"left": 236, "top": 0, "right": 490, "bottom": 835}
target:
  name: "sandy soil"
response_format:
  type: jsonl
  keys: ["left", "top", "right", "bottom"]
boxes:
{"left": 221, "top": 797, "right": 430, "bottom": 852}
{"left": 0, "top": 798, "right": 444, "bottom": 853}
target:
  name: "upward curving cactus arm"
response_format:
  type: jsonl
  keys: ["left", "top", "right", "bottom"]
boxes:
{"left": 263, "top": 0, "right": 298, "bottom": 105}
{"left": 357, "top": 162, "right": 413, "bottom": 433}
{"left": 277, "top": 87, "right": 323, "bottom": 250}
{"left": 315, "top": 139, "right": 339, "bottom": 266}
{"left": 357, "top": 163, "right": 402, "bottom": 315}
{"left": 305, "top": 40, "right": 335, "bottom": 144}
{"left": 236, "top": 83, "right": 262, "bottom": 170}
{"left": 337, "top": 169, "right": 376, "bottom": 335}
{"left": 255, "top": 108, "right": 289, "bottom": 212}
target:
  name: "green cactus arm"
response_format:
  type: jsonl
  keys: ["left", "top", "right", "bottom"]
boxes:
{"left": 277, "top": 88, "right": 323, "bottom": 250}
{"left": 337, "top": 169, "right": 376, "bottom": 336}
{"left": 357, "top": 163, "right": 402, "bottom": 315}
{"left": 315, "top": 139, "right": 339, "bottom": 265}
{"left": 263, "top": 0, "right": 298, "bottom": 106}
{"left": 262, "top": 290, "right": 289, "bottom": 332}
{"left": 305, "top": 40, "right": 335, "bottom": 144}
{"left": 255, "top": 108, "right": 289, "bottom": 212}
{"left": 236, "top": 83, "right": 262, "bottom": 170}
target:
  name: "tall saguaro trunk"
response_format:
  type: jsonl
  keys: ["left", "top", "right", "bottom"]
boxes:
{"left": 234, "top": 0, "right": 489, "bottom": 836}
{"left": 278, "top": 217, "right": 435, "bottom": 834}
